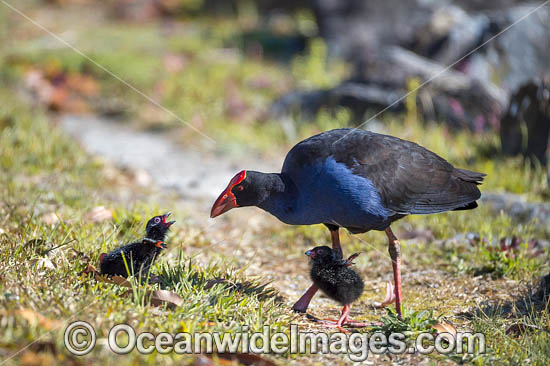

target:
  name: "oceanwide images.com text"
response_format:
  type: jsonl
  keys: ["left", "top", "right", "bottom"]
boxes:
{"left": 64, "top": 321, "right": 486, "bottom": 361}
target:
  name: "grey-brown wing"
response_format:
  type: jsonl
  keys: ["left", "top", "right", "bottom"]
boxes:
{"left": 331, "top": 130, "right": 485, "bottom": 215}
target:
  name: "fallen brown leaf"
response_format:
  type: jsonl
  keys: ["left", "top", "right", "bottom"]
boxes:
{"left": 80, "top": 264, "right": 133, "bottom": 287}
{"left": 149, "top": 289, "right": 184, "bottom": 309}
{"left": 79, "top": 263, "right": 99, "bottom": 276}
{"left": 97, "top": 274, "right": 133, "bottom": 288}
{"left": 84, "top": 259, "right": 185, "bottom": 309}
{"left": 433, "top": 320, "right": 457, "bottom": 336}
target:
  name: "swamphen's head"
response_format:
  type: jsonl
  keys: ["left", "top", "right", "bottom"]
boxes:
{"left": 145, "top": 212, "right": 175, "bottom": 241}
{"left": 210, "top": 170, "right": 270, "bottom": 218}
{"left": 305, "top": 246, "right": 339, "bottom": 266}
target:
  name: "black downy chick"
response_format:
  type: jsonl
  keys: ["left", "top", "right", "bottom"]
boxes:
{"left": 100, "top": 213, "right": 175, "bottom": 278}
{"left": 306, "top": 245, "right": 369, "bottom": 331}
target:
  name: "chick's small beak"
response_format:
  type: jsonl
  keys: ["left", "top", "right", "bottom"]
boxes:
{"left": 162, "top": 212, "right": 175, "bottom": 227}
{"left": 210, "top": 188, "right": 237, "bottom": 218}
{"left": 305, "top": 250, "right": 313, "bottom": 257}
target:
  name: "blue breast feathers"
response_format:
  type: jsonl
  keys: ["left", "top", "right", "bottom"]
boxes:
{"left": 261, "top": 157, "right": 390, "bottom": 230}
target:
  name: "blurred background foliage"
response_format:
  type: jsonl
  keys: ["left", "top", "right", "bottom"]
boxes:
{"left": 0, "top": 1, "right": 549, "bottom": 365}
{"left": 0, "top": 0, "right": 548, "bottom": 197}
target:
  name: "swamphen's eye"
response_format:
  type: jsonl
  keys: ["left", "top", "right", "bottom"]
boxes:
{"left": 237, "top": 186, "right": 244, "bottom": 191}
{"left": 154, "top": 217, "right": 161, "bottom": 224}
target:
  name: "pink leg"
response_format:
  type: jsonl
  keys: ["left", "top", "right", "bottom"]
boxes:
{"left": 339, "top": 305, "right": 382, "bottom": 327}
{"left": 385, "top": 227, "right": 403, "bottom": 318}
{"left": 317, "top": 304, "right": 351, "bottom": 332}
{"left": 338, "top": 304, "right": 351, "bottom": 326}
{"left": 292, "top": 284, "right": 319, "bottom": 313}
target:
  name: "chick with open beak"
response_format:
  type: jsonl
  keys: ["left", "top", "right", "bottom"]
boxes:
{"left": 100, "top": 213, "right": 175, "bottom": 278}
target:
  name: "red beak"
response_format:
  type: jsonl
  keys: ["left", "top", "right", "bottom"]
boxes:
{"left": 210, "top": 170, "right": 246, "bottom": 218}
{"left": 210, "top": 188, "right": 237, "bottom": 218}
{"left": 161, "top": 212, "right": 175, "bottom": 227}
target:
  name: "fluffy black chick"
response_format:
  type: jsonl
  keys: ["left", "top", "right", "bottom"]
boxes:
{"left": 306, "top": 245, "right": 367, "bottom": 331}
{"left": 100, "top": 213, "right": 175, "bottom": 278}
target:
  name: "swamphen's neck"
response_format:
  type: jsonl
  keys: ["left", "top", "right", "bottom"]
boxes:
{"left": 248, "top": 172, "right": 299, "bottom": 220}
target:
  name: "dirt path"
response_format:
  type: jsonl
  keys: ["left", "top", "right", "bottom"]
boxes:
{"left": 60, "top": 115, "right": 281, "bottom": 204}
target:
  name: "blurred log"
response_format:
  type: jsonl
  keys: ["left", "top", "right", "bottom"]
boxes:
{"left": 271, "top": 46, "right": 505, "bottom": 130}
{"left": 310, "top": 0, "right": 433, "bottom": 60}
{"left": 270, "top": 83, "right": 403, "bottom": 122}
{"left": 383, "top": 46, "right": 505, "bottom": 106}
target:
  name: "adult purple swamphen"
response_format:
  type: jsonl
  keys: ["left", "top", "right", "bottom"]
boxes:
{"left": 210, "top": 128, "right": 485, "bottom": 317}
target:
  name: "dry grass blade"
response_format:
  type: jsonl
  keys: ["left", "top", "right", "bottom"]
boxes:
{"left": 149, "top": 289, "right": 184, "bottom": 308}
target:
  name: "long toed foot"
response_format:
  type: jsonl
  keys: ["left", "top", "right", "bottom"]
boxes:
{"left": 385, "top": 227, "right": 403, "bottom": 318}
{"left": 373, "top": 280, "right": 396, "bottom": 309}
{"left": 318, "top": 318, "right": 381, "bottom": 328}
{"left": 311, "top": 304, "right": 377, "bottom": 333}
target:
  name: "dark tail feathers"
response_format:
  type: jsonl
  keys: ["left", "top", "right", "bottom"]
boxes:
{"left": 455, "top": 169, "right": 486, "bottom": 185}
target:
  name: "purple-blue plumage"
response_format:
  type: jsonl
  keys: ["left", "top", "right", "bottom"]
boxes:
{"left": 258, "top": 157, "right": 390, "bottom": 231}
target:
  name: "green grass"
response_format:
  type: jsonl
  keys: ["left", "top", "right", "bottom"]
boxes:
{"left": 372, "top": 307, "right": 440, "bottom": 337}
{"left": 0, "top": 2, "right": 549, "bottom": 365}
{"left": 471, "top": 308, "right": 550, "bottom": 366}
